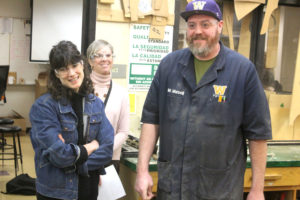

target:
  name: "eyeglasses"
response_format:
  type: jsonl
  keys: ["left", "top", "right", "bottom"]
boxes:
{"left": 54, "top": 61, "right": 82, "bottom": 76}
{"left": 91, "top": 53, "right": 113, "bottom": 60}
{"left": 187, "top": 20, "right": 218, "bottom": 30}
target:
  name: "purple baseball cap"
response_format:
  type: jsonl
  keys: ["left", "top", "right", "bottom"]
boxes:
{"left": 181, "top": 0, "right": 222, "bottom": 21}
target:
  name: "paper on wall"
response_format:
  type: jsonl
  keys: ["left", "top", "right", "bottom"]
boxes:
{"left": 0, "top": 17, "right": 13, "bottom": 34}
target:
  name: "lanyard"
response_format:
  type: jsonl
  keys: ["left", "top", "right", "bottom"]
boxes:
{"left": 103, "top": 80, "right": 112, "bottom": 107}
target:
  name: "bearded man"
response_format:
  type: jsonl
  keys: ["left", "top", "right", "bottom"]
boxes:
{"left": 135, "top": 0, "right": 272, "bottom": 200}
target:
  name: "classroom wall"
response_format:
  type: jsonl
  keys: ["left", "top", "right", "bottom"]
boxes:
{"left": 0, "top": 0, "right": 48, "bottom": 127}
{"left": 95, "top": 0, "right": 176, "bottom": 138}
{"left": 0, "top": 0, "right": 31, "bottom": 19}
{"left": 95, "top": 21, "right": 148, "bottom": 138}
{"left": 0, "top": 0, "right": 176, "bottom": 135}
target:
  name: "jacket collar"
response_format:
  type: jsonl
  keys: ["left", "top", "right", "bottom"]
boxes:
{"left": 179, "top": 42, "right": 227, "bottom": 91}
{"left": 58, "top": 93, "right": 96, "bottom": 114}
{"left": 179, "top": 49, "right": 197, "bottom": 91}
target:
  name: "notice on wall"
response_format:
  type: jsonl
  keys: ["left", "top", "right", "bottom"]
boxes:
{"left": 129, "top": 93, "right": 136, "bottom": 114}
{"left": 129, "top": 24, "right": 173, "bottom": 91}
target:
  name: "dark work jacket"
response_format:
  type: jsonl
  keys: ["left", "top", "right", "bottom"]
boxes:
{"left": 141, "top": 42, "right": 272, "bottom": 200}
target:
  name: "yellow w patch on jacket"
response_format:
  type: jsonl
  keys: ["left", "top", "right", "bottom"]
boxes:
{"left": 213, "top": 85, "right": 227, "bottom": 96}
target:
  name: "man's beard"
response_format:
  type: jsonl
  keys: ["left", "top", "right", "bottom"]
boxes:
{"left": 186, "top": 31, "right": 220, "bottom": 58}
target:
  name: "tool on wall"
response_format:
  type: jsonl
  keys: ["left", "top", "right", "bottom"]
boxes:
{"left": 260, "top": 0, "right": 279, "bottom": 34}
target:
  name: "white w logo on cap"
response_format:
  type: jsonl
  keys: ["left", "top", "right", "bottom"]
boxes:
{"left": 193, "top": 1, "right": 206, "bottom": 10}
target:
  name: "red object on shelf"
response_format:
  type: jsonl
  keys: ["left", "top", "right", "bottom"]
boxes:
{"left": 280, "top": 192, "right": 286, "bottom": 200}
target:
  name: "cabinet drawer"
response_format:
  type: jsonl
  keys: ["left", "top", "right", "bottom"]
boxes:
{"left": 244, "top": 167, "right": 300, "bottom": 188}
{"left": 150, "top": 171, "right": 158, "bottom": 192}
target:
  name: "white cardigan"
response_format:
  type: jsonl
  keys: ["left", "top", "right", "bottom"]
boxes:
{"left": 91, "top": 71, "right": 129, "bottom": 160}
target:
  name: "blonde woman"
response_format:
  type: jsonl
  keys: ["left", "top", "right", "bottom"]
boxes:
{"left": 87, "top": 39, "right": 129, "bottom": 173}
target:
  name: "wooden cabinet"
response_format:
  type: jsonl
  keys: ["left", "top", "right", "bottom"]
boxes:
{"left": 244, "top": 167, "right": 300, "bottom": 188}
{"left": 120, "top": 165, "right": 300, "bottom": 200}
{"left": 120, "top": 145, "right": 300, "bottom": 200}
{"left": 244, "top": 167, "right": 300, "bottom": 200}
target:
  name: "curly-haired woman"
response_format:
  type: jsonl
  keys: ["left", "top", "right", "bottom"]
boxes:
{"left": 29, "top": 40, "right": 114, "bottom": 200}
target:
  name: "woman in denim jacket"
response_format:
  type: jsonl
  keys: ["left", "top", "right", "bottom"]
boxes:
{"left": 30, "top": 41, "right": 114, "bottom": 200}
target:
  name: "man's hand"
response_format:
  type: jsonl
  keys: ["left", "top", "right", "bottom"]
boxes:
{"left": 246, "top": 190, "right": 265, "bottom": 200}
{"left": 135, "top": 123, "right": 159, "bottom": 200}
{"left": 135, "top": 171, "right": 154, "bottom": 200}
{"left": 248, "top": 140, "right": 267, "bottom": 200}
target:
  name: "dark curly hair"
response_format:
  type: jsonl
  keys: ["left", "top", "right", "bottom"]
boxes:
{"left": 48, "top": 40, "right": 94, "bottom": 101}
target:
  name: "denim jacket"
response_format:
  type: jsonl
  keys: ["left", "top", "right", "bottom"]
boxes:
{"left": 30, "top": 93, "right": 114, "bottom": 200}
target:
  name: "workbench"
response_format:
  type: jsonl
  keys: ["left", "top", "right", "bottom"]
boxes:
{"left": 119, "top": 144, "right": 300, "bottom": 200}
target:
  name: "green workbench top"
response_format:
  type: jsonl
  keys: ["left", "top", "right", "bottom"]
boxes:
{"left": 247, "top": 144, "right": 300, "bottom": 168}
{"left": 121, "top": 145, "right": 300, "bottom": 172}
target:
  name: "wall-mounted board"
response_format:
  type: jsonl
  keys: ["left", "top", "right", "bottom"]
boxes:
{"left": 30, "top": 0, "right": 83, "bottom": 62}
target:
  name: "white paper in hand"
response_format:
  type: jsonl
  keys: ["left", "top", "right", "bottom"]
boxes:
{"left": 97, "top": 165, "right": 126, "bottom": 200}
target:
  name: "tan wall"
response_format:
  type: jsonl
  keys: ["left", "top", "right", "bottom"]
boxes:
{"left": 0, "top": 0, "right": 31, "bottom": 19}
{"left": 95, "top": 21, "right": 148, "bottom": 138}
{"left": 95, "top": 0, "right": 176, "bottom": 138}
{"left": 1, "top": 0, "right": 176, "bottom": 133}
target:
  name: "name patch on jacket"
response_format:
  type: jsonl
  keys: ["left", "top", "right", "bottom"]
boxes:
{"left": 167, "top": 88, "right": 185, "bottom": 96}
{"left": 213, "top": 85, "right": 227, "bottom": 102}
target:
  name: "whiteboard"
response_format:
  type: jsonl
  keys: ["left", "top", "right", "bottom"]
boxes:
{"left": 30, "top": 0, "right": 83, "bottom": 62}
